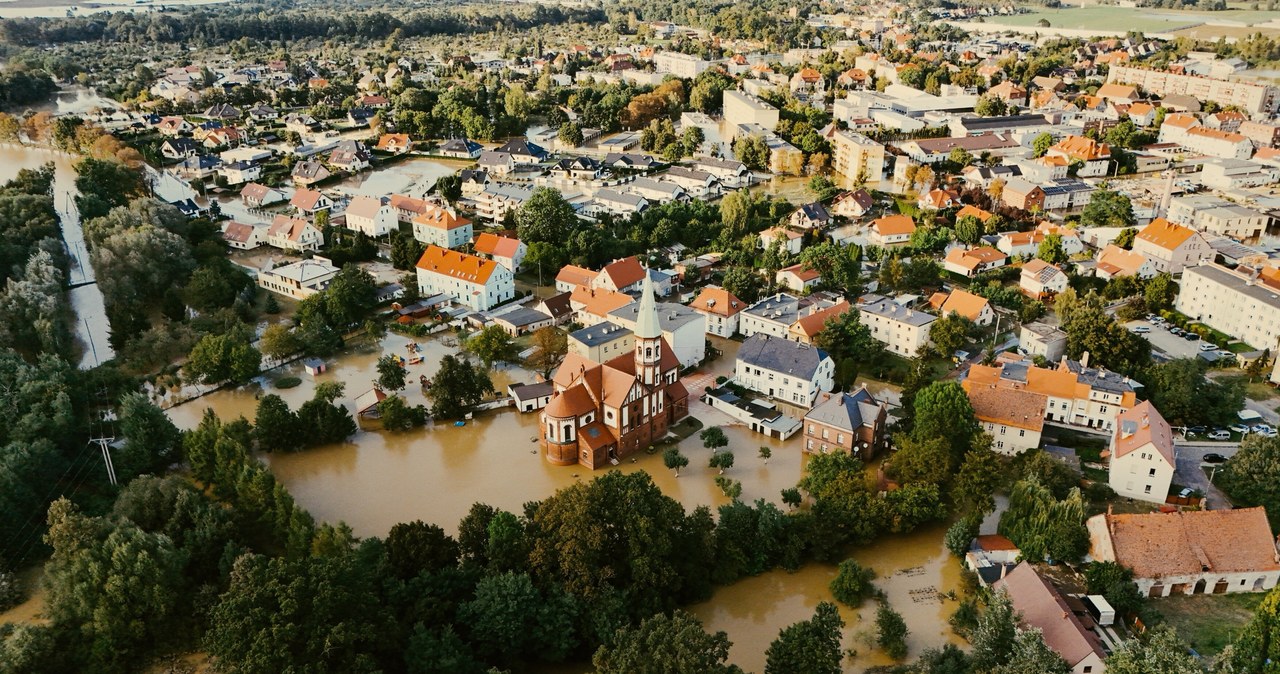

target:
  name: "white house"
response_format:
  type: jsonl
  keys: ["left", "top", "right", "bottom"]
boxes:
{"left": 1019, "top": 259, "right": 1069, "bottom": 299}
{"left": 734, "top": 333, "right": 835, "bottom": 408}
{"left": 868, "top": 214, "right": 916, "bottom": 245}
{"left": 220, "top": 221, "right": 267, "bottom": 250}
{"left": 1132, "top": 217, "right": 1212, "bottom": 275}
{"left": 473, "top": 233, "right": 527, "bottom": 272}
{"left": 257, "top": 256, "right": 339, "bottom": 300}
{"left": 415, "top": 245, "right": 514, "bottom": 311}
{"left": 344, "top": 196, "right": 397, "bottom": 238}
{"left": 689, "top": 286, "right": 744, "bottom": 337}
{"left": 965, "top": 382, "right": 1046, "bottom": 456}
{"left": 412, "top": 207, "right": 473, "bottom": 249}
{"left": 267, "top": 215, "right": 324, "bottom": 252}
{"left": 1108, "top": 401, "right": 1176, "bottom": 504}
{"left": 759, "top": 226, "right": 804, "bottom": 255}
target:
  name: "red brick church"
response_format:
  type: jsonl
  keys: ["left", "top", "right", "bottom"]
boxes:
{"left": 541, "top": 274, "right": 689, "bottom": 468}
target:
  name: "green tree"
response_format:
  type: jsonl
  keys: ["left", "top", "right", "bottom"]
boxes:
{"left": 1105, "top": 625, "right": 1200, "bottom": 674}
{"left": 390, "top": 230, "right": 425, "bottom": 270}
{"left": 954, "top": 215, "right": 982, "bottom": 245}
{"left": 434, "top": 174, "right": 462, "bottom": 203}
{"left": 255, "top": 393, "right": 301, "bottom": 451}
{"left": 377, "top": 394, "right": 424, "bottom": 431}
{"left": 593, "top": 611, "right": 744, "bottom": 674}
{"left": 974, "top": 94, "right": 1009, "bottom": 117}
{"left": 930, "top": 313, "right": 973, "bottom": 359}
{"left": 524, "top": 326, "right": 567, "bottom": 380}
{"left": 952, "top": 440, "right": 1003, "bottom": 515}
{"left": 1113, "top": 227, "right": 1137, "bottom": 249}
{"left": 1219, "top": 434, "right": 1280, "bottom": 531}
{"left": 516, "top": 187, "right": 579, "bottom": 245}
{"left": 1139, "top": 358, "right": 1243, "bottom": 427}
{"left": 945, "top": 515, "right": 981, "bottom": 557}
{"left": 1143, "top": 272, "right": 1176, "bottom": 311}
{"left": 890, "top": 434, "right": 954, "bottom": 486}
{"left": 733, "top": 133, "right": 771, "bottom": 171}
{"left": 296, "top": 381, "right": 357, "bottom": 446}
{"left": 465, "top": 325, "right": 520, "bottom": 366}
{"left": 759, "top": 446, "right": 772, "bottom": 464}
{"left": 709, "top": 450, "right": 735, "bottom": 474}
{"left": 1057, "top": 289, "right": 1150, "bottom": 375}
{"left": 764, "top": 601, "right": 845, "bottom": 674}
{"left": 385, "top": 520, "right": 460, "bottom": 580}
{"left": 558, "top": 121, "right": 584, "bottom": 147}
{"left": 259, "top": 323, "right": 301, "bottom": 361}
{"left": 405, "top": 625, "right": 485, "bottom": 674}
{"left": 1032, "top": 132, "right": 1054, "bottom": 157}
{"left": 116, "top": 392, "right": 182, "bottom": 479}
{"left": 998, "top": 477, "right": 1089, "bottom": 563}
{"left": 721, "top": 266, "right": 763, "bottom": 304}
{"left": 184, "top": 326, "right": 261, "bottom": 385}
{"left": 996, "top": 628, "right": 1069, "bottom": 674}
{"left": 876, "top": 603, "right": 910, "bottom": 660}
{"left": 376, "top": 354, "right": 407, "bottom": 391}
{"left": 970, "top": 591, "right": 1018, "bottom": 671}
{"left": 701, "top": 426, "right": 729, "bottom": 452}
{"left": 829, "top": 559, "right": 877, "bottom": 607}
{"left": 1084, "top": 561, "right": 1144, "bottom": 618}
{"left": 911, "top": 381, "right": 980, "bottom": 464}
{"left": 426, "top": 355, "right": 495, "bottom": 419}
{"left": 1037, "top": 233, "right": 1068, "bottom": 265}
{"left": 1081, "top": 187, "right": 1136, "bottom": 228}
{"left": 663, "top": 447, "right": 689, "bottom": 477}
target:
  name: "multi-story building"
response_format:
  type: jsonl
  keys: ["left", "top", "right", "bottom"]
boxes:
{"left": 567, "top": 321, "right": 633, "bottom": 364}
{"left": 1108, "top": 401, "right": 1176, "bottom": 504}
{"left": 1167, "top": 194, "right": 1269, "bottom": 240}
{"left": 266, "top": 215, "right": 323, "bottom": 252}
{"left": 1019, "top": 322, "right": 1067, "bottom": 362}
{"left": 1107, "top": 65, "right": 1280, "bottom": 116}
{"left": 965, "top": 353, "right": 1138, "bottom": 431}
{"left": 830, "top": 130, "right": 885, "bottom": 183}
{"left": 689, "top": 287, "right": 745, "bottom": 337}
{"left": 473, "top": 184, "right": 535, "bottom": 223}
{"left": 724, "top": 90, "right": 780, "bottom": 130}
{"left": 1132, "top": 217, "right": 1212, "bottom": 274}
{"left": 473, "top": 233, "right": 527, "bottom": 272}
{"left": 1177, "top": 262, "right": 1280, "bottom": 349}
{"left": 541, "top": 276, "right": 689, "bottom": 469}
{"left": 801, "top": 387, "right": 890, "bottom": 459}
{"left": 962, "top": 382, "right": 1047, "bottom": 455}
{"left": 257, "top": 257, "right": 339, "bottom": 300}
{"left": 412, "top": 206, "right": 473, "bottom": 249}
{"left": 415, "top": 245, "right": 514, "bottom": 311}
{"left": 855, "top": 294, "right": 935, "bottom": 358}
{"left": 654, "top": 51, "right": 709, "bottom": 78}
{"left": 1046, "top": 135, "right": 1111, "bottom": 177}
{"left": 344, "top": 195, "right": 397, "bottom": 238}
{"left": 734, "top": 333, "right": 835, "bottom": 408}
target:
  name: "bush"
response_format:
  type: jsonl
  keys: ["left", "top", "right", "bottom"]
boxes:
{"left": 0, "top": 569, "right": 22, "bottom": 611}
{"left": 944, "top": 516, "right": 980, "bottom": 557}
{"left": 275, "top": 376, "right": 302, "bottom": 389}
{"left": 876, "top": 603, "right": 910, "bottom": 660}
{"left": 829, "top": 560, "right": 877, "bottom": 607}
{"left": 949, "top": 598, "right": 980, "bottom": 638}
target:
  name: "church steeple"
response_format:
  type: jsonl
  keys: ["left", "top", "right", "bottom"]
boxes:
{"left": 634, "top": 270, "right": 662, "bottom": 386}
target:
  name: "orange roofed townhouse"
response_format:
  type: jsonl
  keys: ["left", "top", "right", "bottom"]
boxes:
{"left": 1131, "top": 217, "right": 1211, "bottom": 275}
{"left": 931, "top": 288, "right": 994, "bottom": 326}
{"left": 413, "top": 206, "right": 473, "bottom": 250}
{"left": 1095, "top": 245, "right": 1156, "bottom": 280}
{"left": 965, "top": 352, "right": 1138, "bottom": 431}
{"left": 1087, "top": 507, "right": 1280, "bottom": 597}
{"left": 1047, "top": 135, "right": 1112, "bottom": 178}
{"left": 1107, "top": 400, "right": 1175, "bottom": 504}
{"left": 962, "top": 381, "right": 1046, "bottom": 455}
{"left": 943, "top": 246, "right": 1008, "bottom": 278}
{"left": 266, "top": 215, "right": 323, "bottom": 252}
{"left": 689, "top": 287, "right": 745, "bottom": 337}
{"left": 802, "top": 387, "right": 890, "bottom": 459}
{"left": 415, "top": 245, "right": 514, "bottom": 311}
{"left": 994, "top": 563, "right": 1108, "bottom": 674}
{"left": 473, "top": 233, "right": 527, "bottom": 272}
{"left": 868, "top": 215, "right": 916, "bottom": 246}
{"left": 541, "top": 276, "right": 689, "bottom": 469}
{"left": 787, "top": 300, "right": 852, "bottom": 345}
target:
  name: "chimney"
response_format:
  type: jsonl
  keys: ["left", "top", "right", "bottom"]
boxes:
{"left": 1080, "top": 351, "right": 1090, "bottom": 369}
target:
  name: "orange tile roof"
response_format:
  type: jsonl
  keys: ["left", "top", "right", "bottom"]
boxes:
{"left": 790, "top": 301, "right": 852, "bottom": 339}
{"left": 964, "top": 382, "right": 1046, "bottom": 431}
{"left": 413, "top": 206, "right": 471, "bottom": 231}
{"left": 1127, "top": 102, "right": 1155, "bottom": 116}
{"left": 474, "top": 232, "right": 522, "bottom": 259}
{"left": 1097, "top": 508, "right": 1280, "bottom": 579}
{"left": 1096, "top": 245, "right": 1148, "bottom": 277}
{"left": 1112, "top": 400, "right": 1174, "bottom": 465}
{"left": 1187, "top": 126, "right": 1249, "bottom": 143}
{"left": 945, "top": 246, "right": 1006, "bottom": 271}
{"left": 780, "top": 263, "right": 820, "bottom": 282}
{"left": 556, "top": 265, "right": 597, "bottom": 288}
{"left": 415, "top": 245, "right": 498, "bottom": 284}
{"left": 939, "top": 288, "right": 990, "bottom": 322}
{"left": 689, "top": 287, "right": 745, "bottom": 317}
{"left": 995, "top": 563, "right": 1107, "bottom": 668}
{"left": 956, "top": 205, "right": 993, "bottom": 223}
{"left": 1097, "top": 83, "right": 1138, "bottom": 99}
{"left": 571, "top": 286, "right": 634, "bottom": 318}
{"left": 375, "top": 133, "right": 411, "bottom": 151}
{"left": 388, "top": 194, "right": 430, "bottom": 216}
{"left": 1050, "top": 135, "right": 1111, "bottom": 161}
{"left": 1137, "top": 217, "right": 1197, "bottom": 251}
{"left": 872, "top": 214, "right": 917, "bottom": 236}
{"left": 600, "top": 256, "right": 645, "bottom": 289}
{"left": 546, "top": 382, "right": 598, "bottom": 418}
{"left": 1163, "top": 113, "right": 1199, "bottom": 129}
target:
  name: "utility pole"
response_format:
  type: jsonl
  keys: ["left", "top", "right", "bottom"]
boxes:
{"left": 88, "top": 388, "right": 117, "bottom": 486}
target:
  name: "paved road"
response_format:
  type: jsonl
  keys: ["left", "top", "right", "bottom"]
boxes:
{"left": 1173, "top": 443, "right": 1238, "bottom": 510}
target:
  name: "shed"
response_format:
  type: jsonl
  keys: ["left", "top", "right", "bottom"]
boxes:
{"left": 303, "top": 358, "right": 326, "bottom": 376}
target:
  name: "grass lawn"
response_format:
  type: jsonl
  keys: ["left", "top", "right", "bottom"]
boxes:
{"left": 1219, "top": 374, "right": 1278, "bottom": 402}
{"left": 1150, "top": 593, "right": 1263, "bottom": 657}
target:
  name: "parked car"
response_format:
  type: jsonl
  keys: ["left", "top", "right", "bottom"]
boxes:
{"left": 1131, "top": 326, "right": 1151, "bottom": 334}
{"left": 1170, "top": 327, "right": 1184, "bottom": 336}
{"left": 1199, "top": 342, "right": 1219, "bottom": 352}
{"left": 1187, "top": 425, "right": 1208, "bottom": 434}
{"left": 1179, "top": 488, "right": 1194, "bottom": 498}
{"left": 1204, "top": 452, "right": 1227, "bottom": 462}
{"left": 1251, "top": 424, "right": 1273, "bottom": 434}
{"left": 1183, "top": 332, "right": 1200, "bottom": 341}
{"left": 1230, "top": 424, "right": 1251, "bottom": 434}
{"left": 1207, "top": 431, "right": 1230, "bottom": 441}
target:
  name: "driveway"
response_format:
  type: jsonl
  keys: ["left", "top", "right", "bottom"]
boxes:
{"left": 1123, "top": 319, "right": 1214, "bottom": 360}
{"left": 1173, "top": 442, "right": 1238, "bottom": 510}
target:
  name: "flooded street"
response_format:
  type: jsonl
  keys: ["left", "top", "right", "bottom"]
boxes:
{"left": 0, "top": 144, "right": 115, "bottom": 367}
{"left": 690, "top": 524, "right": 964, "bottom": 674}
{"left": 332, "top": 156, "right": 473, "bottom": 199}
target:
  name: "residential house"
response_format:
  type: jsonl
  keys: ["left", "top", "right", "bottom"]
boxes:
{"left": 388, "top": 194, "right": 432, "bottom": 224}
{"left": 790, "top": 202, "right": 832, "bottom": 230}
{"left": 592, "top": 257, "right": 646, "bottom": 294}
{"left": 495, "top": 138, "right": 548, "bottom": 164}
{"left": 1108, "top": 401, "right": 1176, "bottom": 504}
{"left": 787, "top": 300, "right": 852, "bottom": 345}
{"left": 988, "top": 80, "right": 1028, "bottom": 105}
{"left": 175, "top": 155, "right": 222, "bottom": 180}
{"left": 1019, "top": 259, "right": 1069, "bottom": 299}
{"left": 532, "top": 292, "right": 573, "bottom": 326}
{"left": 866, "top": 214, "right": 916, "bottom": 246}
{"left": 740, "top": 293, "right": 842, "bottom": 339}
{"left": 220, "top": 221, "right": 267, "bottom": 250}
{"left": 219, "top": 161, "right": 260, "bottom": 185}
{"left": 777, "top": 263, "right": 821, "bottom": 292}
{"left": 689, "top": 287, "right": 745, "bottom": 337}
{"left": 1095, "top": 245, "right": 1157, "bottom": 280}
{"left": 459, "top": 169, "right": 490, "bottom": 196}
{"left": 473, "top": 183, "right": 535, "bottom": 222}
{"left": 917, "top": 187, "right": 961, "bottom": 211}
{"left": 965, "top": 354, "right": 1138, "bottom": 431}
{"left": 1019, "top": 322, "right": 1068, "bottom": 362}
{"left": 760, "top": 226, "right": 804, "bottom": 255}
{"left": 291, "top": 160, "right": 332, "bottom": 186}
{"left": 734, "top": 333, "right": 835, "bottom": 408}
{"left": 802, "top": 387, "right": 890, "bottom": 459}
{"left": 1047, "top": 135, "right": 1112, "bottom": 177}
{"left": 344, "top": 196, "right": 397, "bottom": 238}
{"left": 568, "top": 321, "right": 634, "bottom": 363}
{"left": 160, "top": 137, "right": 200, "bottom": 160}
{"left": 473, "top": 233, "right": 527, "bottom": 272}
{"left": 555, "top": 265, "right": 598, "bottom": 293}
{"left": 857, "top": 294, "right": 935, "bottom": 358}
{"left": 412, "top": 206, "right": 473, "bottom": 249}
{"left": 661, "top": 166, "right": 720, "bottom": 198}
{"left": 438, "top": 138, "right": 483, "bottom": 159}
{"left": 156, "top": 116, "right": 193, "bottom": 136}
{"left": 571, "top": 287, "right": 636, "bottom": 327}
{"left": 933, "top": 288, "right": 994, "bottom": 326}
{"left": 1087, "top": 508, "right": 1280, "bottom": 597}
{"left": 831, "top": 189, "right": 875, "bottom": 218}
{"left": 944, "top": 246, "right": 1008, "bottom": 277}
{"left": 626, "top": 177, "right": 687, "bottom": 204}
{"left": 267, "top": 215, "right": 324, "bottom": 252}
{"left": 964, "top": 382, "right": 1047, "bottom": 455}
{"left": 257, "top": 257, "right": 339, "bottom": 300}
{"left": 830, "top": 129, "right": 886, "bottom": 183}
{"left": 549, "top": 156, "right": 606, "bottom": 181}
{"left": 1132, "top": 217, "right": 1212, "bottom": 274}
{"left": 415, "top": 245, "right": 514, "bottom": 311}
{"left": 586, "top": 189, "right": 649, "bottom": 218}
{"left": 203, "top": 127, "right": 244, "bottom": 148}
{"left": 493, "top": 307, "right": 555, "bottom": 336}
{"left": 993, "top": 564, "right": 1108, "bottom": 674}
{"left": 690, "top": 157, "right": 753, "bottom": 188}
{"left": 290, "top": 189, "right": 333, "bottom": 217}
{"left": 375, "top": 133, "right": 412, "bottom": 154}
{"left": 329, "top": 141, "right": 372, "bottom": 172}
{"left": 1002, "top": 177, "right": 1046, "bottom": 212}
{"left": 240, "top": 183, "right": 285, "bottom": 208}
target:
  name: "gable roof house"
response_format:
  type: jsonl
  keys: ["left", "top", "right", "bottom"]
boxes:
{"left": 831, "top": 189, "right": 875, "bottom": 218}
{"left": 689, "top": 287, "right": 746, "bottom": 338}
{"left": 375, "top": 133, "right": 413, "bottom": 154}
{"left": 240, "top": 182, "right": 286, "bottom": 208}
{"left": 735, "top": 333, "right": 835, "bottom": 408}
{"left": 291, "top": 160, "right": 333, "bottom": 186}
{"left": 329, "top": 140, "right": 372, "bottom": 173}
{"left": 220, "top": 221, "right": 267, "bottom": 250}
{"left": 1095, "top": 244, "right": 1157, "bottom": 280}
{"left": 473, "top": 233, "right": 527, "bottom": 272}
{"left": 290, "top": 188, "right": 333, "bottom": 216}
{"left": 1132, "top": 217, "right": 1212, "bottom": 275}
{"left": 1087, "top": 507, "right": 1280, "bottom": 597}
{"left": 1108, "top": 401, "right": 1176, "bottom": 504}
{"left": 790, "top": 202, "right": 832, "bottom": 230}
{"left": 933, "top": 288, "right": 995, "bottom": 326}
{"left": 267, "top": 214, "right": 324, "bottom": 252}
{"left": 802, "top": 387, "right": 890, "bottom": 459}
{"left": 344, "top": 195, "right": 397, "bottom": 238}
{"left": 412, "top": 205, "right": 473, "bottom": 250}
{"left": 943, "top": 246, "right": 1008, "bottom": 278}
{"left": 963, "top": 382, "right": 1047, "bottom": 455}
{"left": 438, "top": 138, "right": 484, "bottom": 160}
{"left": 1047, "top": 135, "right": 1112, "bottom": 177}
{"left": 1019, "top": 259, "right": 1069, "bottom": 299}
{"left": 777, "top": 263, "right": 822, "bottom": 292}
{"left": 993, "top": 563, "right": 1108, "bottom": 674}
{"left": 495, "top": 137, "right": 548, "bottom": 163}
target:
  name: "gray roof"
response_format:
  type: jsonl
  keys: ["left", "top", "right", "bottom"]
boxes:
{"left": 569, "top": 321, "right": 632, "bottom": 347}
{"left": 609, "top": 301, "right": 702, "bottom": 331}
{"left": 509, "top": 381, "right": 554, "bottom": 402}
{"left": 955, "top": 114, "right": 1052, "bottom": 131}
{"left": 743, "top": 293, "right": 803, "bottom": 324}
{"left": 497, "top": 308, "right": 552, "bottom": 328}
{"left": 804, "top": 388, "right": 883, "bottom": 432}
{"left": 737, "top": 333, "right": 830, "bottom": 379}
{"left": 857, "top": 295, "right": 936, "bottom": 327}
{"left": 1184, "top": 263, "right": 1280, "bottom": 312}
{"left": 1061, "top": 359, "right": 1137, "bottom": 394}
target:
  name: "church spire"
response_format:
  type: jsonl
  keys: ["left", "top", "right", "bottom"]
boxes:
{"left": 634, "top": 269, "right": 661, "bottom": 340}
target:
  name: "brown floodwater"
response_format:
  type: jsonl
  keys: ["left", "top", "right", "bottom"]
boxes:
{"left": 689, "top": 524, "right": 964, "bottom": 673}
{"left": 0, "top": 566, "right": 47, "bottom": 626}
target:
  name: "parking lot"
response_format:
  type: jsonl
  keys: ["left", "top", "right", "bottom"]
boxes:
{"left": 1174, "top": 443, "right": 1239, "bottom": 510}
{"left": 1123, "top": 319, "right": 1228, "bottom": 361}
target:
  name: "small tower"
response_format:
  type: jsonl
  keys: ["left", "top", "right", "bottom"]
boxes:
{"left": 633, "top": 271, "right": 662, "bottom": 387}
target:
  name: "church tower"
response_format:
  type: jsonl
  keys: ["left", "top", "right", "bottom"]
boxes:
{"left": 633, "top": 271, "right": 662, "bottom": 387}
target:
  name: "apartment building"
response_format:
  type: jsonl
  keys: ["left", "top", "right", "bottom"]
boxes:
{"left": 856, "top": 294, "right": 935, "bottom": 358}
{"left": 740, "top": 293, "right": 841, "bottom": 339}
{"left": 344, "top": 195, "right": 397, "bottom": 238}
{"left": 688, "top": 286, "right": 745, "bottom": 337}
{"left": 963, "top": 382, "right": 1047, "bottom": 455}
{"left": 1167, "top": 194, "right": 1269, "bottom": 240}
{"left": 1176, "top": 262, "right": 1280, "bottom": 349}
{"left": 1132, "top": 217, "right": 1212, "bottom": 274}
{"left": 724, "top": 90, "right": 780, "bottom": 130}
{"left": 830, "top": 129, "right": 886, "bottom": 184}
{"left": 965, "top": 353, "right": 1138, "bottom": 431}
{"left": 412, "top": 206, "right": 473, "bottom": 250}
{"left": 1108, "top": 401, "right": 1176, "bottom": 504}
{"left": 654, "top": 51, "right": 709, "bottom": 78}
{"left": 802, "top": 387, "right": 890, "bottom": 459}
{"left": 1107, "top": 65, "right": 1280, "bottom": 116}
{"left": 734, "top": 334, "right": 835, "bottom": 408}
{"left": 415, "top": 245, "right": 515, "bottom": 311}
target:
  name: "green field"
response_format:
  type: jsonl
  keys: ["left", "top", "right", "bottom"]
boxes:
{"left": 973, "top": 4, "right": 1280, "bottom": 36}
{"left": 1150, "top": 593, "right": 1263, "bottom": 657}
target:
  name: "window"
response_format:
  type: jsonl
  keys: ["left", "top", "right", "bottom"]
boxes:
{"left": 822, "top": 429, "right": 829, "bottom": 440}
{"left": 1145, "top": 485, "right": 1152, "bottom": 494}
{"left": 1019, "top": 429, "right": 1025, "bottom": 437}
{"left": 1149, "top": 468, "right": 1156, "bottom": 477}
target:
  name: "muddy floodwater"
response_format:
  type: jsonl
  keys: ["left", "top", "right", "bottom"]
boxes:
{"left": 332, "top": 156, "right": 475, "bottom": 199}
{"left": 166, "top": 332, "right": 962, "bottom": 672}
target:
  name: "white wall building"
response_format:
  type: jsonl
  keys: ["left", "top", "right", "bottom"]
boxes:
{"left": 734, "top": 333, "right": 835, "bottom": 408}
